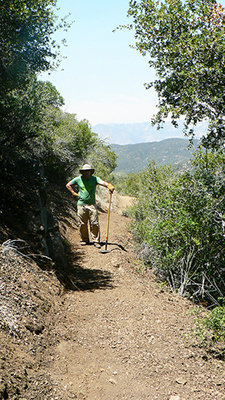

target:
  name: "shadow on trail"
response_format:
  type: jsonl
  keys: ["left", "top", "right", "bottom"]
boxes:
{"left": 100, "top": 242, "right": 128, "bottom": 252}
{"left": 54, "top": 247, "right": 114, "bottom": 292}
{"left": 55, "top": 263, "right": 114, "bottom": 292}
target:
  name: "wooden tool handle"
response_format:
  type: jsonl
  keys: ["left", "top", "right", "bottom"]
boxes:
{"left": 105, "top": 191, "right": 112, "bottom": 242}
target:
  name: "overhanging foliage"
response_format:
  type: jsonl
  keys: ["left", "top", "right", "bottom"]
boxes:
{"left": 126, "top": 0, "right": 225, "bottom": 149}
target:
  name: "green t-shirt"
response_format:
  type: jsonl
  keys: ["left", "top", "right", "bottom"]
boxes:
{"left": 70, "top": 175, "right": 101, "bottom": 206}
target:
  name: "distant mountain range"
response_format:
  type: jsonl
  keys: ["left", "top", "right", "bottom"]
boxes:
{"left": 93, "top": 121, "right": 207, "bottom": 145}
{"left": 110, "top": 138, "right": 200, "bottom": 174}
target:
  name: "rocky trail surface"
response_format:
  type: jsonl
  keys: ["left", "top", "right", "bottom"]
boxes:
{"left": 0, "top": 192, "right": 225, "bottom": 399}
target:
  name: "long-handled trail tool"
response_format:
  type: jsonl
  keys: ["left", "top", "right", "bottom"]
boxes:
{"left": 99, "top": 190, "right": 113, "bottom": 254}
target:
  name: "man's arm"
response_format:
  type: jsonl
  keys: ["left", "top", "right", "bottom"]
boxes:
{"left": 98, "top": 179, "right": 115, "bottom": 192}
{"left": 66, "top": 181, "right": 79, "bottom": 198}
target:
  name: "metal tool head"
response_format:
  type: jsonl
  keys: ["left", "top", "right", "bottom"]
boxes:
{"left": 99, "top": 248, "right": 112, "bottom": 254}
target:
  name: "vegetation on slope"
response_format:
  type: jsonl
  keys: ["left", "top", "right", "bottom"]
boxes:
{"left": 111, "top": 138, "right": 200, "bottom": 173}
{"left": 121, "top": 150, "right": 225, "bottom": 305}
{"left": 0, "top": 0, "right": 117, "bottom": 246}
{"left": 116, "top": 0, "right": 225, "bottom": 346}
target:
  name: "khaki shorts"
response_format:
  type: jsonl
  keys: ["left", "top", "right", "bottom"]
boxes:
{"left": 77, "top": 204, "right": 100, "bottom": 243}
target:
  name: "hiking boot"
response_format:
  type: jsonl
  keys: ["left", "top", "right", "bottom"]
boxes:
{"left": 94, "top": 242, "right": 101, "bottom": 248}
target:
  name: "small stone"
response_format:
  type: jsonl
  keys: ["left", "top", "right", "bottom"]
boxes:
{"left": 175, "top": 377, "right": 187, "bottom": 385}
{"left": 25, "top": 322, "right": 44, "bottom": 334}
{"left": 109, "top": 378, "right": 117, "bottom": 384}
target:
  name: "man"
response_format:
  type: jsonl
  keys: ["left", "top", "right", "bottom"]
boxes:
{"left": 66, "top": 164, "right": 114, "bottom": 248}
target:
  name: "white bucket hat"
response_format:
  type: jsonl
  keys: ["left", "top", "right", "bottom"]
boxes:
{"left": 79, "top": 163, "right": 95, "bottom": 175}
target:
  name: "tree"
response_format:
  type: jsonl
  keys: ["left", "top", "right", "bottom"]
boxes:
{"left": 0, "top": 0, "right": 69, "bottom": 159}
{"left": 0, "top": 0, "right": 67, "bottom": 93}
{"left": 0, "top": 78, "right": 65, "bottom": 161}
{"left": 87, "top": 138, "right": 117, "bottom": 181}
{"left": 39, "top": 109, "right": 98, "bottom": 182}
{"left": 126, "top": 0, "right": 225, "bottom": 149}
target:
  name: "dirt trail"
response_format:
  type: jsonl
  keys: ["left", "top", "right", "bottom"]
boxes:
{"left": 50, "top": 192, "right": 225, "bottom": 400}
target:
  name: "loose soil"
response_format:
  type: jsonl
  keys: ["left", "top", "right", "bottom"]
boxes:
{"left": 1, "top": 192, "right": 225, "bottom": 399}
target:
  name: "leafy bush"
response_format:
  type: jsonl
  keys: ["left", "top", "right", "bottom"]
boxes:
{"left": 197, "top": 305, "right": 225, "bottom": 344}
{"left": 129, "top": 152, "right": 225, "bottom": 304}
{"left": 114, "top": 173, "right": 140, "bottom": 196}
{"left": 195, "top": 304, "right": 225, "bottom": 358}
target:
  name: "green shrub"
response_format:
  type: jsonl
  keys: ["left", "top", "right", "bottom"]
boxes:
{"left": 195, "top": 305, "right": 225, "bottom": 357}
{"left": 129, "top": 152, "right": 225, "bottom": 304}
{"left": 114, "top": 173, "right": 140, "bottom": 196}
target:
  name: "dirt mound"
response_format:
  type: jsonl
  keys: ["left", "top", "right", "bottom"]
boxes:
{"left": 0, "top": 241, "right": 62, "bottom": 399}
{"left": 0, "top": 192, "right": 225, "bottom": 399}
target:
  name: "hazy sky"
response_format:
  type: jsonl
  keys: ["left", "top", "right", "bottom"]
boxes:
{"left": 40, "top": 0, "right": 158, "bottom": 126}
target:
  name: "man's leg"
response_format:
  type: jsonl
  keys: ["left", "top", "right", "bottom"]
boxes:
{"left": 77, "top": 205, "right": 89, "bottom": 243}
{"left": 88, "top": 205, "right": 100, "bottom": 244}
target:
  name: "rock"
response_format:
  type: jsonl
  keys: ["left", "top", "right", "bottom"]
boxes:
{"left": 175, "top": 377, "right": 187, "bottom": 385}
{"left": 25, "top": 322, "right": 45, "bottom": 335}
{"left": 109, "top": 378, "right": 117, "bottom": 384}
{"left": 0, "top": 382, "right": 7, "bottom": 399}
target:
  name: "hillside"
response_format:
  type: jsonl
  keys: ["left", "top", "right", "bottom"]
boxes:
{"left": 111, "top": 138, "right": 200, "bottom": 173}
{"left": 93, "top": 121, "right": 206, "bottom": 145}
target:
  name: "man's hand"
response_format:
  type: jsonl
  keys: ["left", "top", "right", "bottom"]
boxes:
{"left": 107, "top": 183, "right": 115, "bottom": 193}
{"left": 72, "top": 192, "right": 79, "bottom": 199}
